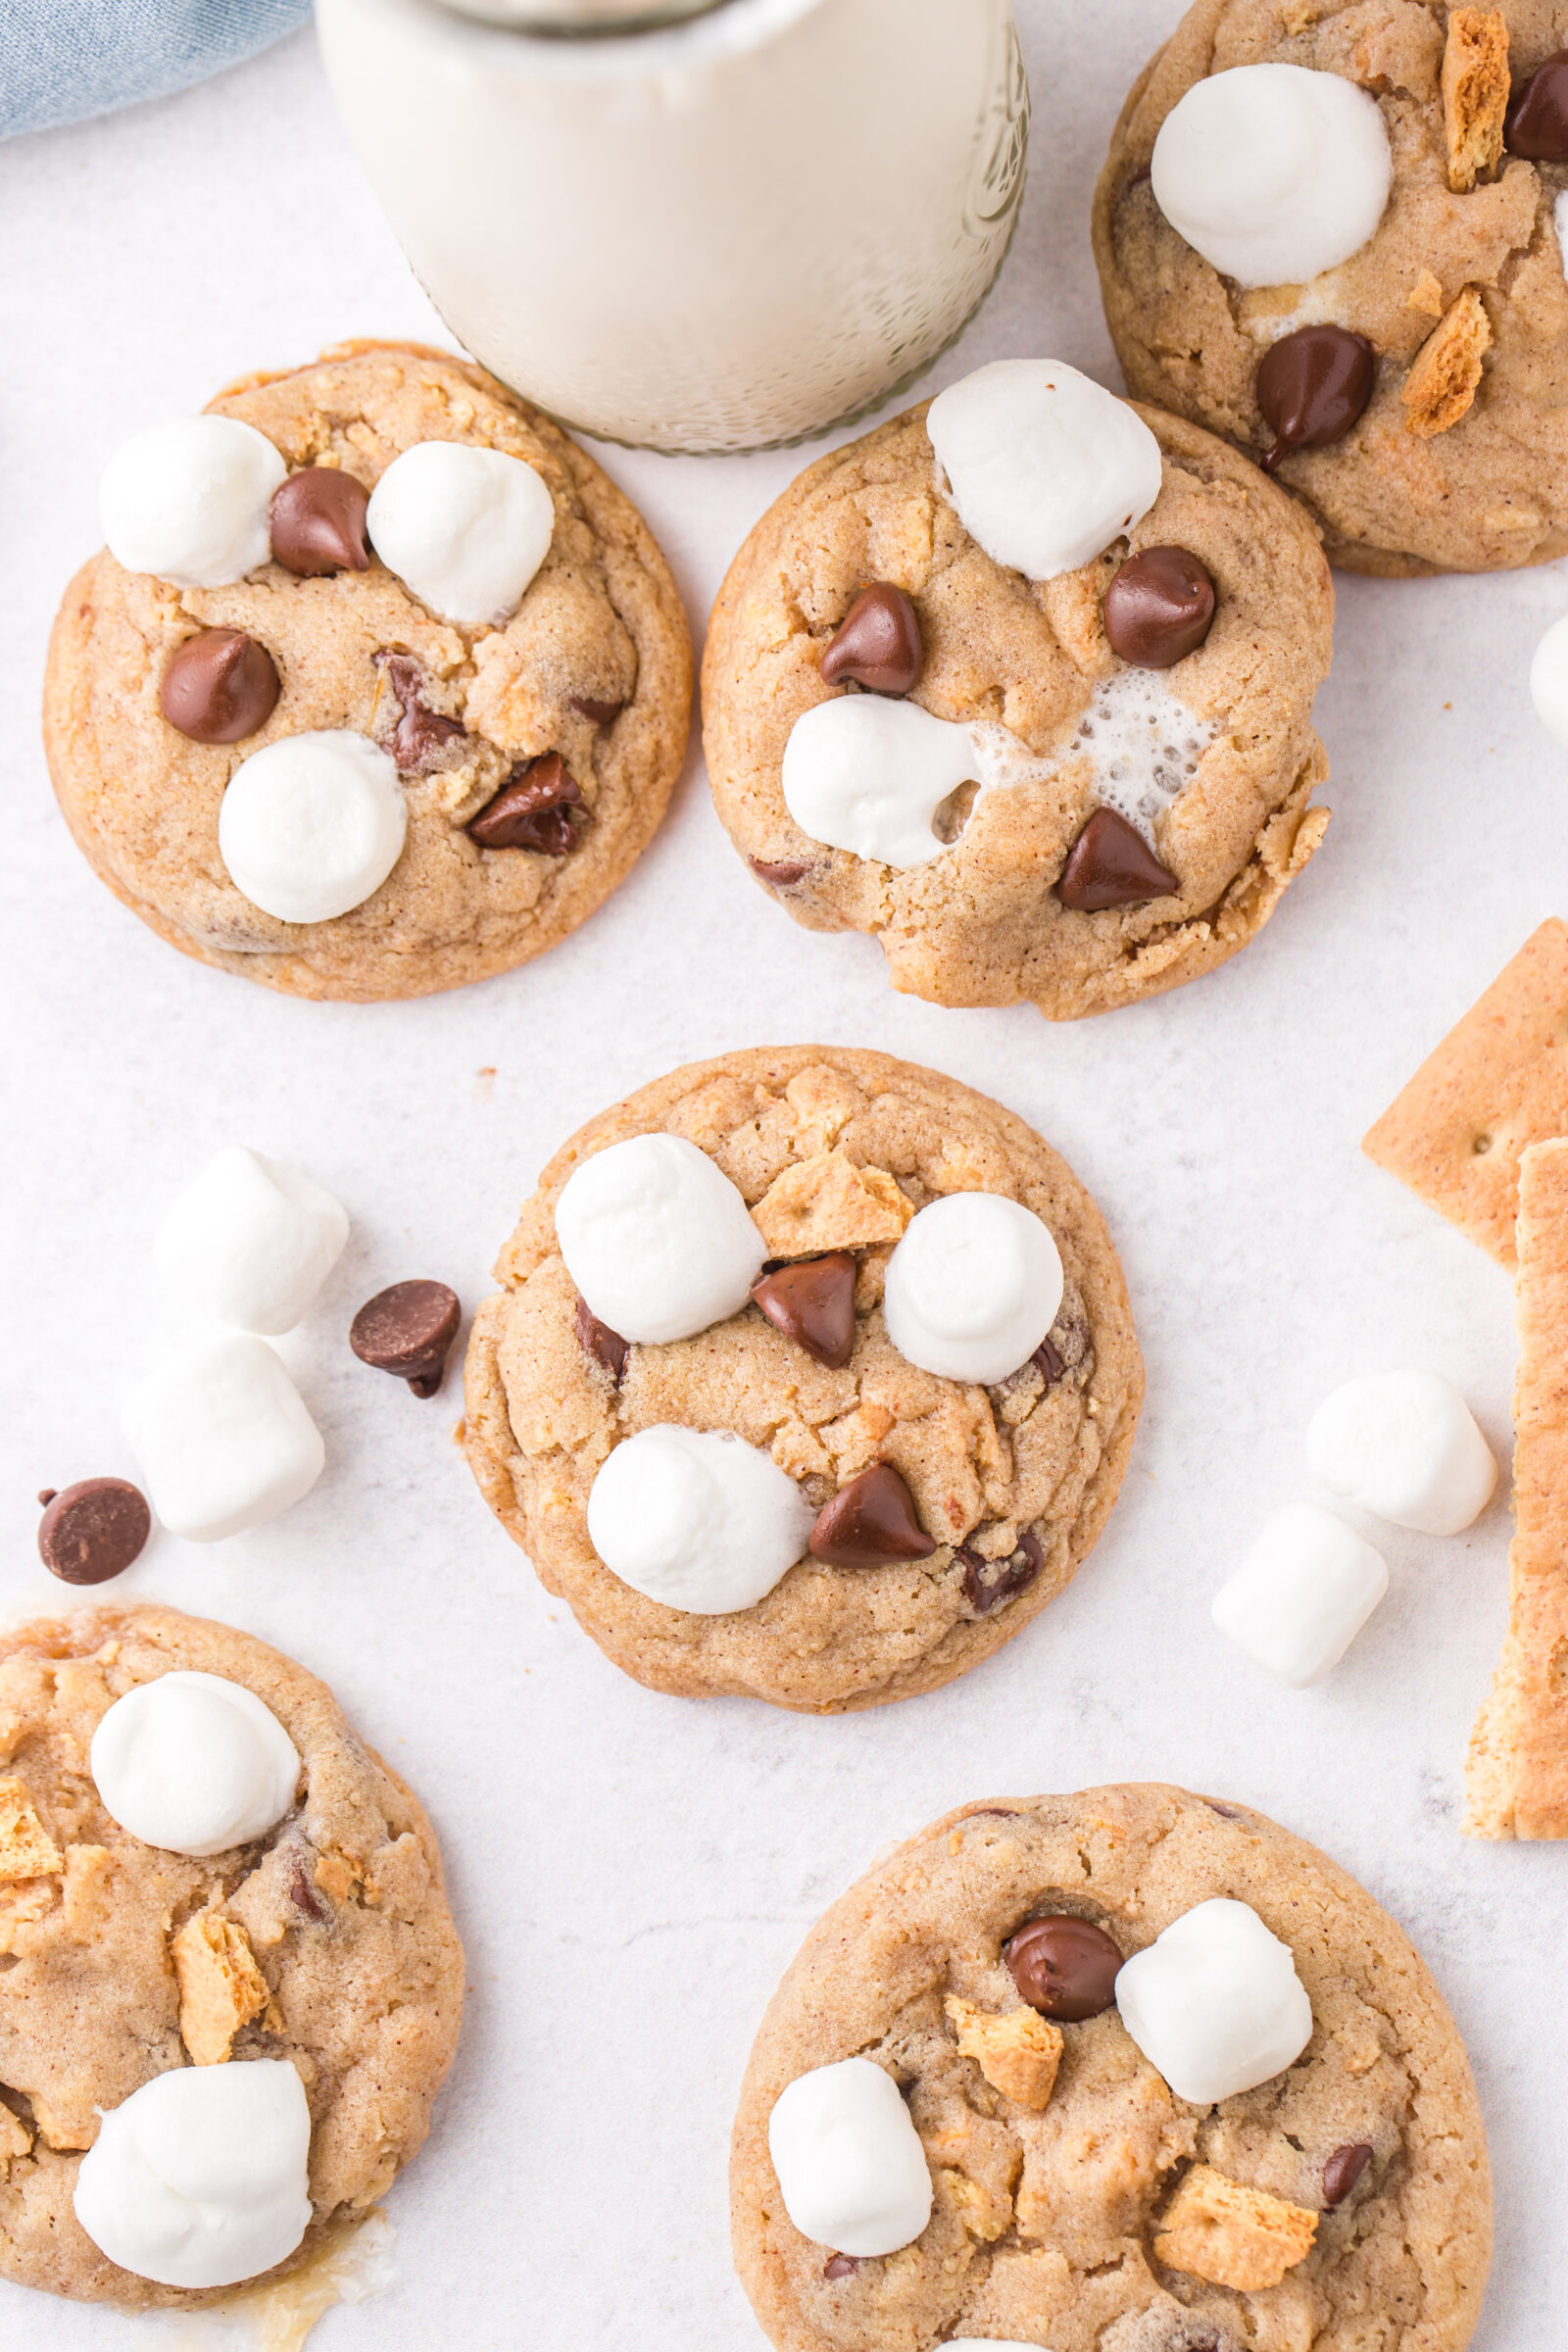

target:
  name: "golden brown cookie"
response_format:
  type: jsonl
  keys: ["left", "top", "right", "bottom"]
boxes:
{"left": 732, "top": 1786, "right": 1493, "bottom": 2352}
{"left": 43, "top": 342, "right": 692, "bottom": 1000}
{"left": 463, "top": 1047, "right": 1142, "bottom": 1710}
{"left": 0, "top": 1601, "right": 463, "bottom": 2309}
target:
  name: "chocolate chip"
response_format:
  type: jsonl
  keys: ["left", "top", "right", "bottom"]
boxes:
{"left": 569, "top": 694, "right": 624, "bottom": 726}
{"left": 288, "top": 1854, "right": 329, "bottom": 1923}
{"left": 37, "top": 1479, "right": 150, "bottom": 1586}
{"left": 374, "top": 651, "right": 467, "bottom": 772}
{"left": 36, "top": 1490, "right": 57, "bottom": 1506}
{"left": 751, "top": 1253, "right": 858, "bottom": 1368}
{"left": 1322, "top": 2142, "right": 1373, "bottom": 2206}
{"left": 819, "top": 583, "right": 923, "bottom": 696}
{"left": 574, "top": 1296, "right": 629, "bottom": 1382}
{"left": 467, "top": 753, "right": 583, "bottom": 854}
{"left": 160, "top": 628, "right": 280, "bottom": 744}
{"left": 750, "top": 858, "right": 810, "bottom": 888}
{"left": 1004, "top": 1915, "right": 1123, "bottom": 2021}
{"left": 808, "top": 1463, "right": 934, "bottom": 1568}
{"left": 823, "top": 2255, "right": 859, "bottom": 2279}
{"left": 1058, "top": 808, "right": 1178, "bottom": 911}
{"left": 957, "top": 1530, "right": 1044, "bottom": 1615}
{"left": 1506, "top": 51, "right": 1568, "bottom": 157}
{"left": 1033, "top": 1337, "right": 1065, "bottom": 1388}
{"left": 270, "top": 467, "right": 371, "bottom": 576}
{"left": 1257, "top": 325, "right": 1375, "bottom": 472}
{"left": 350, "top": 1281, "right": 461, "bottom": 1397}
{"left": 1103, "top": 547, "right": 1217, "bottom": 669}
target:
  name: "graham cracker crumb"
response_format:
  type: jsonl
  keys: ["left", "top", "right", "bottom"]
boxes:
{"left": 1442, "top": 9, "right": 1510, "bottom": 191}
{"left": 172, "top": 1908, "right": 279, "bottom": 2065}
{"left": 1402, "top": 287, "right": 1492, "bottom": 436}
{"left": 750, "top": 1150, "right": 913, "bottom": 1257}
{"left": 1407, "top": 268, "right": 1446, "bottom": 317}
{"left": 61, "top": 1844, "right": 115, "bottom": 1939}
{"left": 0, "top": 1780, "right": 62, "bottom": 1881}
{"left": 945, "top": 1994, "right": 1063, "bottom": 2111}
{"left": 1152, "top": 2164, "right": 1318, "bottom": 2290}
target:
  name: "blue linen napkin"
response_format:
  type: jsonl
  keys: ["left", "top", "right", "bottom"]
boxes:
{"left": 1, "top": 0, "right": 313, "bottom": 140}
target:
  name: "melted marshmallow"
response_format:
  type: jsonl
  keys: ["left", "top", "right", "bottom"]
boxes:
{"left": 91, "top": 1670, "right": 301, "bottom": 1855}
{"left": 219, "top": 732, "right": 407, "bottom": 925}
{"left": 768, "top": 2058, "right": 933, "bottom": 2258}
{"left": 121, "top": 1330, "right": 325, "bottom": 1543}
{"left": 154, "top": 1147, "right": 349, "bottom": 1337}
{"left": 587, "top": 1425, "right": 813, "bottom": 1614}
{"left": 555, "top": 1134, "right": 765, "bottom": 1345}
{"left": 100, "top": 416, "right": 286, "bottom": 587}
{"left": 781, "top": 695, "right": 976, "bottom": 867}
{"left": 883, "top": 1194, "right": 1063, "bottom": 1385}
{"left": 1069, "top": 670, "right": 1214, "bottom": 844}
{"left": 1114, "top": 1898, "right": 1313, "bottom": 2105}
{"left": 367, "top": 441, "right": 555, "bottom": 626}
{"left": 1306, "top": 1372, "right": 1496, "bottom": 1536}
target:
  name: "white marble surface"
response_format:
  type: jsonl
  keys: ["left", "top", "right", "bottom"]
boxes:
{"left": 1, "top": 5, "right": 1564, "bottom": 2344}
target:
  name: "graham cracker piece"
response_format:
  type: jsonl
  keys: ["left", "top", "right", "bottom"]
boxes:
{"left": 750, "top": 1150, "right": 913, "bottom": 1257}
{"left": 1465, "top": 1139, "right": 1568, "bottom": 1838}
{"left": 1362, "top": 919, "right": 1568, "bottom": 1266}
{"left": 1401, "top": 287, "right": 1492, "bottom": 436}
{"left": 1152, "top": 2164, "right": 1317, "bottom": 2291}
{"left": 945, "top": 1994, "right": 1062, "bottom": 2110}
{"left": 172, "top": 1907, "right": 280, "bottom": 2064}
{"left": 0, "top": 1780, "right": 62, "bottom": 1881}
{"left": 1407, "top": 267, "right": 1446, "bottom": 318}
{"left": 1442, "top": 8, "right": 1510, "bottom": 191}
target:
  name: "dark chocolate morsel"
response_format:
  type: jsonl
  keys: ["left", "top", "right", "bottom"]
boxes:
{"left": 1058, "top": 808, "right": 1178, "bottom": 911}
{"left": 289, "top": 1854, "right": 330, "bottom": 1922}
{"left": 957, "top": 1529, "right": 1044, "bottom": 1615}
{"left": 36, "top": 1490, "right": 57, "bottom": 1505}
{"left": 823, "top": 2255, "right": 859, "bottom": 2279}
{"left": 751, "top": 1253, "right": 858, "bottom": 1368}
{"left": 808, "top": 1463, "right": 934, "bottom": 1568}
{"left": 1032, "top": 1336, "right": 1065, "bottom": 1387}
{"left": 574, "top": 1296, "right": 629, "bottom": 1382}
{"left": 269, "top": 467, "right": 371, "bottom": 576}
{"left": 1103, "top": 547, "right": 1216, "bottom": 668}
{"left": 750, "top": 858, "right": 810, "bottom": 887}
{"left": 374, "top": 650, "right": 468, "bottom": 772}
{"left": 819, "top": 583, "right": 923, "bottom": 696}
{"left": 1322, "top": 2142, "right": 1373, "bottom": 2206}
{"left": 468, "top": 752, "right": 583, "bottom": 854}
{"left": 1256, "top": 325, "right": 1375, "bottom": 472}
{"left": 569, "top": 694, "right": 625, "bottom": 726}
{"left": 37, "top": 1478, "right": 151, "bottom": 1586}
{"left": 1506, "top": 51, "right": 1568, "bottom": 158}
{"left": 350, "top": 1280, "right": 461, "bottom": 1396}
{"left": 160, "top": 628, "right": 280, "bottom": 744}
{"left": 1004, "top": 1914, "right": 1124, "bottom": 2021}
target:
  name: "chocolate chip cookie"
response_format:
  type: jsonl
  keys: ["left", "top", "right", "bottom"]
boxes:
{"left": 0, "top": 1602, "right": 464, "bottom": 2309}
{"left": 1095, "top": 0, "right": 1568, "bottom": 575}
{"left": 463, "top": 1047, "right": 1142, "bottom": 1710}
{"left": 43, "top": 342, "right": 692, "bottom": 1000}
{"left": 732, "top": 1785, "right": 1493, "bottom": 2352}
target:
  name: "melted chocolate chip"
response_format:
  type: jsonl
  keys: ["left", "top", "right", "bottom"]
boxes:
{"left": 1506, "top": 51, "right": 1568, "bottom": 157}
{"left": 957, "top": 1530, "right": 1044, "bottom": 1615}
{"left": 1058, "top": 808, "right": 1178, "bottom": 911}
{"left": 374, "top": 651, "right": 468, "bottom": 772}
{"left": 160, "top": 628, "right": 280, "bottom": 744}
{"left": 808, "top": 1464, "right": 934, "bottom": 1568}
{"left": 751, "top": 1253, "right": 858, "bottom": 1368}
{"left": 569, "top": 694, "right": 625, "bottom": 726}
{"left": 350, "top": 1281, "right": 461, "bottom": 1398}
{"left": 468, "top": 753, "right": 583, "bottom": 854}
{"left": 574, "top": 1296, "right": 629, "bottom": 1382}
{"left": 1322, "top": 2142, "right": 1373, "bottom": 2206}
{"left": 1257, "top": 326, "right": 1375, "bottom": 472}
{"left": 36, "top": 1490, "right": 57, "bottom": 1506}
{"left": 1104, "top": 547, "right": 1217, "bottom": 668}
{"left": 750, "top": 858, "right": 810, "bottom": 887}
{"left": 822, "top": 2255, "right": 859, "bottom": 2279}
{"left": 270, "top": 467, "right": 371, "bottom": 576}
{"left": 1005, "top": 1915, "right": 1124, "bottom": 2020}
{"left": 37, "top": 1478, "right": 150, "bottom": 1586}
{"left": 289, "top": 1855, "right": 329, "bottom": 1923}
{"left": 819, "top": 583, "right": 923, "bottom": 696}
{"left": 1033, "top": 1337, "right": 1066, "bottom": 1388}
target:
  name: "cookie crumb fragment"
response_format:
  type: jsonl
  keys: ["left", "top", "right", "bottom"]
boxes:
{"left": 0, "top": 1779, "right": 62, "bottom": 1881}
{"left": 1442, "top": 9, "right": 1510, "bottom": 192}
{"left": 750, "top": 1149, "right": 913, "bottom": 1257}
{"left": 944, "top": 1993, "right": 1062, "bottom": 2109}
{"left": 1152, "top": 2163, "right": 1317, "bottom": 2290}
{"left": 1402, "top": 288, "right": 1492, "bottom": 436}
{"left": 172, "top": 1907, "right": 279, "bottom": 2065}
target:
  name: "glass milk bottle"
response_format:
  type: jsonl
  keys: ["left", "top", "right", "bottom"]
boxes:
{"left": 314, "top": 0, "right": 1029, "bottom": 452}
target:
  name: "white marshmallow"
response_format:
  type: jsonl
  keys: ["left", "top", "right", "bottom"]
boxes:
{"left": 586, "top": 1426, "right": 813, "bottom": 1614}
{"left": 74, "top": 2061, "right": 312, "bottom": 2289}
{"left": 219, "top": 731, "right": 407, "bottom": 925}
{"left": 782, "top": 695, "right": 978, "bottom": 869}
{"left": 883, "top": 1194, "right": 1064, "bottom": 1385}
{"left": 1211, "top": 1502, "right": 1388, "bottom": 1689}
{"left": 1151, "top": 64, "right": 1393, "bottom": 290}
{"left": 367, "top": 441, "right": 555, "bottom": 626}
{"left": 767, "top": 2057, "right": 933, "bottom": 2258}
{"left": 100, "top": 416, "right": 285, "bottom": 588}
{"left": 121, "top": 1330, "right": 325, "bottom": 1543}
{"left": 90, "top": 1670, "right": 301, "bottom": 1855}
{"left": 1530, "top": 609, "right": 1568, "bottom": 748}
{"left": 1306, "top": 1370, "right": 1497, "bottom": 1536}
{"left": 1556, "top": 190, "right": 1568, "bottom": 293}
{"left": 154, "top": 1147, "right": 348, "bottom": 1337}
{"left": 1114, "top": 1897, "right": 1313, "bottom": 2106}
{"left": 926, "top": 359, "right": 1163, "bottom": 580}
{"left": 555, "top": 1134, "right": 765, "bottom": 1346}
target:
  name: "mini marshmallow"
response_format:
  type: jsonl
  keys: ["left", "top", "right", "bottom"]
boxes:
{"left": 1530, "top": 610, "right": 1568, "bottom": 748}
{"left": 1151, "top": 64, "right": 1392, "bottom": 290}
{"left": 926, "top": 359, "right": 1163, "bottom": 580}
{"left": 1306, "top": 1371, "right": 1497, "bottom": 1536}
{"left": 1211, "top": 1502, "right": 1388, "bottom": 1688}
{"left": 586, "top": 1426, "right": 813, "bottom": 1614}
{"left": 74, "top": 2060, "right": 312, "bottom": 2289}
{"left": 782, "top": 695, "right": 978, "bottom": 868}
{"left": 121, "top": 1330, "right": 325, "bottom": 1543}
{"left": 367, "top": 441, "right": 555, "bottom": 626}
{"left": 154, "top": 1147, "right": 348, "bottom": 1337}
{"left": 219, "top": 731, "right": 407, "bottom": 924}
{"left": 883, "top": 1193, "right": 1064, "bottom": 1384}
{"left": 555, "top": 1134, "right": 765, "bottom": 1345}
{"left": 767, "top": 2057, "right": 933, "bottom": 2258}
{"left": 100, "top": 416, "right": 286, "bottom": 588}
{"left": 90, "top": 1670, "right": 301, "bottom": 1854}
{"left": 1114, "top": 1897, "right": 1313, "bottom": 2105}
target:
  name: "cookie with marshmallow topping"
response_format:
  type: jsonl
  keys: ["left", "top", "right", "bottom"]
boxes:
{"left": 731, "top": 1784, "right": 1491, "bottom": 2352}
{"left": 704, "top": 369, "right": 1332, "bottom": 1019}
{"left": 0, "top": 1601, "right": 463, "bottom": 2311}
{"left": 465, "top": 1045, "right": 1141, "bottom": 1710}
{"left": 44, "top": 342, "right": 691, "bottom": 1001}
